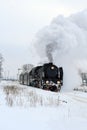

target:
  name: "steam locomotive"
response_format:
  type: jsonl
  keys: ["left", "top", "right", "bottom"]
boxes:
{"left": 19, "top": 63, "right": 63, "bottom": 92}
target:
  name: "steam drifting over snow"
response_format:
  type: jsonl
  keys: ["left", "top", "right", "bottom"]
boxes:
{"left": 33, "top": 10, "right": 87, "bottom": 91}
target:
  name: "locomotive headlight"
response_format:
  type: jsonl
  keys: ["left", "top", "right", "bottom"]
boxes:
{"left": 51, "top": 66, "right": 54, "bottom": 70}
{"left": 83, "top": 80, "right": 86, "bottom": 83}
{"left": 57, "top": 81, "right": 60, "bottom": 84}
{"left": 46, "top": 80, "right": 49, "bottom": 84}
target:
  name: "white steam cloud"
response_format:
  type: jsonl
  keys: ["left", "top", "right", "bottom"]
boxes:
{"left": 33, "top": 10, "right": 87, "bottom": 91}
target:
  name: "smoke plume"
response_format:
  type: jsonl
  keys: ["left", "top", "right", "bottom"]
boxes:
{"left": 33, "top": 9, "right": 87, "bottom": 91}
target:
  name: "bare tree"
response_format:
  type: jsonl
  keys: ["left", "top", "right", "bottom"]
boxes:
{"left": 22, "top": 64, "right": 34, "bottom": 72}
{"left": 0, "top": 53, "right": 3, "bottom": 81}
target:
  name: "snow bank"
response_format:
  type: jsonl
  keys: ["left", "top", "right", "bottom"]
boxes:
{"left": 1, "top": 81, "right": 87, "bottom": 130}
{"left": 33, "top": 10, "right": 87, "bottom": 91}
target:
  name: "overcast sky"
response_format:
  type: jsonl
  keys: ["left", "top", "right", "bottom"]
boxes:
{"left": 0, "top": 0, "right": 87, "bottom": 78}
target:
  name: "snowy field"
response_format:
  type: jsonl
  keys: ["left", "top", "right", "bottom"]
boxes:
{"left": 0, "top": 80, "right": 87, "bottom": 130}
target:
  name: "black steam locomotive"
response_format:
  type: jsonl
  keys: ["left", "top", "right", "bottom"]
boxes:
{"left": 19, "top": 63, "right": 63, "bottom": 92}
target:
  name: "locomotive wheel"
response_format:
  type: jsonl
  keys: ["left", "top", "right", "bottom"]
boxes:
{"left": 30, "top": 80, "right": 39, "bottom": 88}
{"left": 39, "top": 81, "right": 43, "bottom": 89}
{"left": 34, "top": 80, "right": 39, "bottom": 88}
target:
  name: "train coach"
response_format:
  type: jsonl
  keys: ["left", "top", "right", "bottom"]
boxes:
{"left": 19, "top": 62, "right": 63, "bottom": 92}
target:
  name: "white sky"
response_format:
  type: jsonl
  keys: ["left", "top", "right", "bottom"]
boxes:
{"left": 0, "top": 0, "right": 87, "bottom": 78}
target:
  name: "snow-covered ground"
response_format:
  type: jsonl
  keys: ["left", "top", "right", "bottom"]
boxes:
{"left": 0, "top": 80, "right": 87, "bottom": 130}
